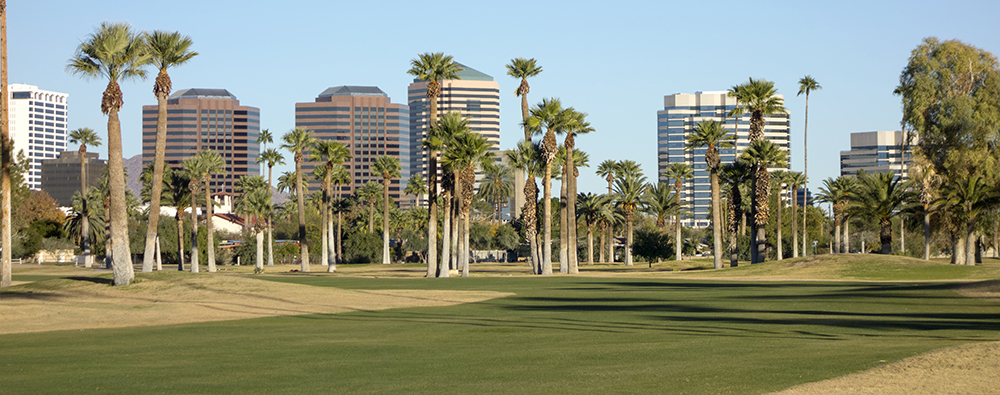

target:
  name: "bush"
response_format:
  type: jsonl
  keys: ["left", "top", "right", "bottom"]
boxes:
{"left": 344, "top": 231, "right": 380, "bottom": 263}
{"left": 632, "top": 228, "right": 673, "bottom": 264}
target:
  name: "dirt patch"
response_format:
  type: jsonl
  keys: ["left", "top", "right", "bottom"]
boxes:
{"left": 771, "top": 341, "right": 1000, "bottom": 395}
{"left": 0, "top": 274, "right": 511, "bottom": 335}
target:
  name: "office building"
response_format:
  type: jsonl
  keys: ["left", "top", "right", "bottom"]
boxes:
{"left": 657, "top": 91, "right": 791, "bottom": 227}
{"left": 6, "top": 84, "right": 69, "bottom": 190}
{"left": 840, "top": 131, "right": 915, "bottom": 179}
{"left": 295, "top": 86, "right": 409, "bottom": 205}
{"left": 141, "top": 88, "right": 260, "bottom": 195}
{"left": 407, "top": 62, "right": 500, "bottom": 202}
{"left": 39, "top": 151, "right": 107, "bottom": 206}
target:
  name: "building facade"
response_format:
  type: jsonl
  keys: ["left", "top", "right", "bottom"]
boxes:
{"left": 294, "top": 86, "right": 409, "bottom": 205}
{"left": 6, "top": 84, "right": 69, "bottom": 190}
{"left": 840, "top": 131, "right": 915, "bottom": 179}
{"left": 407, "top": 62, "right": 500, "bottom": 201}
{"left": 657, "top": 91, "right": 791, "bottom": 227}
{"left": 39, "top": 151, "right": 106, "bottom": 206}
{"left": 141, "top": 88, "right": 260, "bottom": 195}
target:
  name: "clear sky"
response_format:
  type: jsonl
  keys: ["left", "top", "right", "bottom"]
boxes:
{"left": 7, "top": 0, "right": 1000, "bottom": 195}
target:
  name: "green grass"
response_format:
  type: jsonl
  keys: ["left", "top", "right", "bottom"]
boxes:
{"left": 2, "top": 272, "right": 999, "bottom": 394}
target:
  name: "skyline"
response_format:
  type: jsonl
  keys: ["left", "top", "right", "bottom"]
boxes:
{"left": 6, "top": 0, "right": 1000, "bottom": 196}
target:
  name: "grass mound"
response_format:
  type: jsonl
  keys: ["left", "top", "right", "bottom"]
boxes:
{"left": 676, "top": 254, "right": 1000, "bottom": 281}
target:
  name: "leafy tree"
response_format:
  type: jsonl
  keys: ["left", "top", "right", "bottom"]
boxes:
{"left": 281, "top": 128, "right": 316, "bottom": 272}
{"left": 720, "top": 161, "right": 751, "bottom": 266}
{"left": 798, "top": 75, "right": 821, "bottom": 257}
{"left": 67, "top": 22, "right": 151, "bottom": 285}
{"left": 849, "top": 171, "right": 914, "bottom": 254}
{"left": 632, "top": 228, "right": 673, "bottom": 266}
{"left": 311, "top": 140, "right": 350, "bottom": 270}
{"left": 815, "top": 176, "right": 856, "bottom": 254}
{"left": 142, "top": 30, "right": 197, "bottom": 273}
{"left": 687, "top": 119, "right": 733, "bottom": 268}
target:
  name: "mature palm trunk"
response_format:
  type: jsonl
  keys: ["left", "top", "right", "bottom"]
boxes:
{"left": 749, "top": 175, "right": 759, "bottom": 264}
{"left": 336, "top": 209, "right": 343, "bottom": 266}
{"left": 625, "top": 214, "right": 634, "bottom": 266}
{"left": 559, "top": 173, "right": 568, "bottom": 274}
{"left": 104, "top": 197, "right": 112, "bottom": 269}
{"left": 0, "top": 2, "right": 9, "bottom": 288}
{"left": 844, "top": 218, "right": 850, "bottom": 254}
{"left": 382, "top": 176, "right": 391, "bottom": 264}
{"left": 728, "top": 188, "right": 740, "bottom": 267}
{"left": 106, "top": 98, "right": 134, "bottom": 284}
{"left": 327, "top": 202, "right": 336, "bottom": 272}
{"left": 295, "top": 155, "right": 309, "bottom": 272}
{"left": 320, "top": 189, "right": 328, "bottom": 267}
{"left": 155, "top": 236, "right": 162, "bottom": 271}
{"left": 792, "top": 187, "right": 799, "bottom": 258}
{"left": 803, "top": 92, "right": 811, "bottom": 258}
{"left": 586, "top": 225, "right": 594, "bottom": 265}
{"left": 566, "top": 137, "right": 579, "bottom": 274}
{"left": 923, "top": 205, "right": 931, "bottom": 260}
{"left": 901, "top": 218, "right": 906, "bottom": 255}
{"left": 255, "top": 230, "right": 264, "bottom": 270}
{"left": 190, "top": 198, "right": 200, "bottom": 273}
{"left": 710, "top": 172, "right": 723, "bottom": 269}
{"left": 952, "top": 233, "right": 966, "bottom": 265}
{"left": 80, "top": 147, "right": 92, "bottom": 267}
{"left": 523, "top": 178, "right": 539, "bottom": 274}
{"left": 440, "top": 192, "right": 452, "bottom": 277}
{"left": 598, "top": 224, "right": 606, "bottom": 263}
{"left": 426, "top": 151, "right": 438, "bottom": 277}
{"left": 462, "top": 210, "right": 470, "bottom": 277}
{"left": 143, "top": 86, "right": 169, "bottom": 272}
{"left": 267, "top": 165, "right": 275, "bottom": 267}
{"left": 176, "top": 213, "right": 185, "bottom": 270}
{"left": 879, "top": 219, "right": 891, "bottom": 254}
{"left": 966, "top": 220, "right": 977, "bottom": 266}
{"left": 833, "top": 214, "right": 842, "bottom": 254}
{"left": 542, "top": 162, "right": 554, "bottom": 275}
{"left": 204, "top": 184, "right": 216, "bottom": 272}
{"left": 608, "top": 223, "right": 615, "bottom": 264}
{"left": 451, "top": 187, "right": 459, "bottom": 271}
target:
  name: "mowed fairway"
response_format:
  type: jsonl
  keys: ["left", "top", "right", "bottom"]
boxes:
{"left": 1, "top": 260, "right": 999, "bottom": 394}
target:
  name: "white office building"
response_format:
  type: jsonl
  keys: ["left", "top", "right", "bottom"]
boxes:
{"left": 7, "top": 84, "right": 70, "bottom": 190}
{"left": 840, "top": 131, "right": 915, "bottom": 179}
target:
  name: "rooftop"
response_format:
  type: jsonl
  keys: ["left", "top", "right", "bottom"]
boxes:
{"left": 169, "top": 88, "right": 238, "bottom": 100}
{"left": 318, "top": 86, "right": 387, "bottom": 98}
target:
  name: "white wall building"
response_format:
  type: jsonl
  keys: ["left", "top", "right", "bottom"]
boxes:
{"left": 7, "top": 84, "right": 70, "bottom": 190}
{"left": 840, "top": 131, "right": 916, "bottom": 179}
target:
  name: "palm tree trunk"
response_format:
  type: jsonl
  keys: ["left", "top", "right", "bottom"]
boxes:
{"left": 426, "top": 153, "right": 438, "bottom": 277}
{"left": 176, "top": 213, "right": 185, "bottom": 271}
{"left": 382, "top": 176, "right": 391, "bottom": 264}
{"left": 625, "top": 214, "right": 634, "bottom": 266}
{"left": 107, "top": 107, "right": 134, "bottom": 284}
{"left": 952, "top": 233, "right": 965, "bottom": 265}
{"left": 542, "top": 162, "right": 553, "bottom": 275}
{"left": 190, "top": 198, "right": 200, "bottom": 273}
{"left": 777, "top": 192, "right": 783, "bottom": 260}
{"left": 267, "top": 166, "right": 275, "bottom": 267}
{"left": 792, "top": 187, "right": 799, "bottom": 258}
{"left": 559, "top": 173, "right": 568, "bottom": 274}
{"left": 337, "top": 210, "right": 343, "bottom": 266}
{"left": 834, "top": 215, "right": 842, "bottom": 254}
{"left": 142, "top": 91, "right": 169, "bottom": 272}
{"left": 566, "top": 141, "right": 579, "bottom": 274}
{"left": 803, "top": 91, "right": 810, "bottom": 258}
{"left": 462, "top": 210, "right": 470, "bottom": 277}
{"left": 598, "top": 224, "right": 606, "bottom": 263}
{"left": 80, "top": 150, "right": 92, "bottom": 267}
{"left": 844, "top": 218, "right": 850, "bottom": 254}
{"left": 675, "top": 215, "right": 683, "bottom": 262}
{"left": 587, "top": 225, "right": 594, "bottom": 265}
{"left": 923, "top": 205, "right": 931, "bottom": 260}
{"left": 320, "top": 191, "right": 328, "bottom": 266}
{"left": 295, "top": 157, "right": 309, "bottom": 272}
{"left": 255, "top": 230, "right": 264, "bottom": 270}
{"left": 608, "top": 223, "right": 614, "bottom": 264}
{"left": 0, "top": 3, "right": 10, "bottom": 288}
{"left": 440, "top": 194, "right": 451, "bottom": 277}
{"left": 205, "top": 185, "right": 216, "bottom": 272}
{"left": 901, "top": 218, "right": 906, "bottom": 255}
{"left": 711, "top": 172, "right": 723, "bottom": 269}
{"left": 327, "top": 201, "right": 336, "bottom": 272}
{"left": 879, "top": 219, "right": 891, "bottom": 254}
{"left": 966, "top": 220, "right": 977, "bottom": 266}
{"left": 451, "top": 185, "right": 459, "bottom": 271}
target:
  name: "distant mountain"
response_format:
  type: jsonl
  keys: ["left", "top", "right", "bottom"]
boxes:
{"left": 124, "top": 154, "right": 143, "bottom": 197}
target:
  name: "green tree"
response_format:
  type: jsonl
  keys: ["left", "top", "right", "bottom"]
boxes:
{"left": 256, "top": 148, "right": 284, "bottom": 266}
{"left": 236, "top": 188, "right": 271, "bottom": 270}
{"left": 815, "top": 176, "right": 855, "bottom": 254}
{"left": 357, "top": 181, "right": 382, "bottom": 234}
{"left": 687, "top": 119, "right": 733, "bottom": 268}
{"left": 141, "top": 30, "right": 197, "bottom": 273}
{"left": 739, "top": 140, "right": 788, "bottom": 262}
{"left": 720, "top": 162, "right": 750, "bottom": 266}
{"left": 785, "top": 171, "right": 806, "bottom": 258}
{"left": 596, "top": 160, "right": 619, "bottom": 263}
{"left": 507, "top": 140, "right": 543, "bottom": 273}
{"left": 478, "top": 162, "right": 513, "bottom": 222}
{"left": 560, "top": 110, "right": 593, "bottom": 273}
{"left": 849, "top": 171, "right": 914, "bottom": 254}
{"left": 798, "top": 75, "right": 821, "bottom": 257}
{"left": 405, "top": 173, "right": 427, "bottom": 208}
{"left": 407, "top": 52, "right": 463, "bottom": 277}
{"left": 67, "top": 127, "right": 101, "bottom": 264}
{"left": 577, "top": 193, "right": 608, "bottom": 265}
{"left": 257, "top": 129, "right": 273, "bottom": 157}
{"left": 281, "top": 128, "right": 316, "bottom": 272}
{"left": 196, "top": 151, "right": 225, "bottom": 272}
{"left": 311, "top": 141, "right": 350, "bottom": 270}
{"left": 67, "top": 22, "right": 151, "bottom": 285}
{"left": 614, "top": 173, "right": 648, "bottom": 266}
{"left": 527, "top": 98, "right": 572, "bottom": 275}
{"left": 506, "top": 57, "right": 543, "bottom": 223}
{"left": 372, "top": 156, "right": 401, "bottom": 264}
{"left": 442, "top": 132, "right": 493, "bottom": 277}
{"left": 663, "top": 163, "right": 693, "bottom": 261}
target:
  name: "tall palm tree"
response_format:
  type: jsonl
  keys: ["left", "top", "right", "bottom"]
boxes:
{"left": 771, "top": 171, "right": 790, "bottom": 260}
{"left": 478, "top": 162, "right": 513, "bottom": 222}
{"left": 373, "top": 156, "right": 401, "bottom": 264}
{"left": 643, "top": 182, "right": 683, "bottom": 235}
{"left": 561, "top": 111, "right": 593, "bottom": 273}
{"left": 64, "top": 189, "right": 106, "bottom": 257}
{"left": 739, "top": 139, "right": 789, "bottom": 262}
{"left": 663, "top": 163, "right": 694, "bottom": 261}
{"left": 329, "top": 165, "right": 350, "bottom": 267}
{"left": 527, "top": 98, "right": 571, "bottom": 275}
{"left": 67, "top": 22, "right": 151, "bottom": 285}
{"left": 785, "top": 171, "right": 806, "bottom": 258}
{"left": 507, "top": 140, "right": 543, "bottom": 274}
{"left": 506, "top": 57, "right": 543, "bottom": 220}
{"left": 256, "top": 148, "right": 284, "bottom": 266}
{"left": 728, "top": 78, "right": 787, "bottom": 263}
{"left": 815, "top": 176, "right": 855, "bottom": 254}
{"left": 443, "top": 132, "right": 493, "bottom": 277}
{"left": 236, "top": 188, "right": 270, "bottom": 270}
{"left": 798, "top": 76, "right": 821, "bottom": 257}
{"left": 1, "top": 0, "right": 11, "bottom": 288}
{"left": 407, "top": 52, "right": 463, "bottom": 277}
{"left": 257, "top": 129, "right": 273, "bottom": 158}
{"left": 67, "top": 127, "right": 101, "bottom": 265}
{"left": 433, "top": 111, "right": 472, "bottom": 276}
{"left": 405, "top": 174, "right": 427, "bottom": 207}
{"left": 850, "top": 171, "right": 914, "bottom": 255}
{"left": 933, "top": 176, "right": 995, "bottom": 265}
{"left": 160, "top": 167, "right": 191, "bottom": 270}
{"left": 358, "top": 181, "right": 382, "bottom": 233}
{"left": 311, "top": 141, "right": 351, "bottom": 269}
{"left": 596, "top": 160, "right": 619, "bottom": 262}
{"left": 281, "top": 128, "right": 316, "bottom": 272}
{"left": 687, "top": 119, "right": 733, "bottom": 269}
{"left": 720, "top": 162, "right": 750, "bottom": 266}
{"left": 577, "top": 193, "right": 608, "bottom": 265}
{"left": 614, "top": 173, "right": 648, "bottom": 266}
{"left": 141, "top": 30, "right": 197, "bottom": 273}
{"left": 193, "top": 150, "right": 225, "bottom": 272}
{"left": 182, "top": 154, "right": 206, "bottom": 272}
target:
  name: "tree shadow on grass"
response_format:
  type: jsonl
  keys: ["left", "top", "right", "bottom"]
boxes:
{"left": 66, "top": 276, "right": 113, "bottom": 285}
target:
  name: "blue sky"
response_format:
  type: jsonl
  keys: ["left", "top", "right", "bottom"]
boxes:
{"left": 7, "top": 0, "right": 1000, "bottom": 194}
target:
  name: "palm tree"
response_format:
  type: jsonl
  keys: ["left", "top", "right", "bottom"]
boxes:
{"left": 739, "top": 139, "right": 788, "bottom": 262}
{"left": 686, "top": 119, "right": 733, "bottom": 269}
{"left": 527, "top": 98, "right": 572, "bottom": 275}
{"left": 67, "top": 127, "right": 101, "bottom": 265}
{"left": 141, "top": 30, "right": 197, "bottom": 273}
{"left": 643, "top": 183, "right": 684, "bottom": 261}
{"left": 577, "top": 193, "right": 608, "bottom": 265}
{"left": 158, "top": 167, "right": 191, "bottom": 270}
{"left": 815, "top": 176, "right": 855, "bottom": 254}
{"left": 257, "top": 129, "right": 273, "bottom": 158}
{"left": 596, "top": 160, "right": 619, "bottom": 262}
{"left": 663, "top": 163, "right": 694, "bottom": 261}
{"left": 256, "top": 148, "right": 284, "bottom": 266}
{"left": 236, "top": 188, "right": 271, "bottom": 270}
{"left": 443, "top": 132, "right": 493, "bottom": 277}
{"left": 507, "top": 140, "right": 543, "bottom": 274}
{"left": 372, "top": 156, "right": 401, "bottom": 264}
{"left": 281, "top": 128, "right": 316, "bottom": 272}
{"left": 771, "top": 171, "right": 790, "bottom": 260}
{"left": 433, "top": 111, "right": 472, "bottom": 276}
{"left": 405, "top": 174, "right": 427, "bottom": 207}
{"left": 798, "top": 76, "right": 821, "bottom": 257}
{"left": 67, "top": 22, "right": 151, "bottom": 286}
{"left": 785, "top": 171, "right": 806, "bottom": 258}
{"left": 329, "top": 164, "right": 350, "bottom": 267}
{"left": 182, "top": 154, "right": 206, "bottom": 272}
{"left": 614, "top": 173, "right": 648, "bottom": 266}
{"left": 850, "top": 171, "right": 914, "bottom": 254}
{"left": 1, "top": 0, "right": 11, "bottom": 288}
{"left": 193, "top": 150, "right": 225, "bottom": 272}
{"left": 720, "top": 161, "right": 750, "bottom": 266}
{"left": 478, "top": 162, "right": 513, "bottom": 222}
{"left": 933, "top": 176, "right": 995, "bottom": 264}
{"left": 358, "top": 181, "right": 382, "bottom": 233}
{"left": 560, "top": 111, "right": 593, "bottom": 273}
{"left": 596, "top": 195, "right": 622, "bottom": 264}
{"left": 64, "top": 189, "right": 106, "bottom": 257}
{"left": 310, "top": 141, "right": 350, "bottom": 270}
{"left": 407, "top": 52, "right": 463, "bottom": 277}
{"left": 506, "top": 57, "right": 543, "bottom": 220}
{"left": 276, "top": 170, "right": 296, "bottom": 195}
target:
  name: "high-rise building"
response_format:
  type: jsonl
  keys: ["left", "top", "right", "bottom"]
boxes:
{"left": 141, "top": 88, "right": 260, "bottom": 195}
{"left": 39, "top": 151, "right": 107, "bottom": 206}
{"left": 840, "top": 131, "right": 915, "bottom": 179}
{"left": 6, "top": 84, "right": 69, "bottom": 190}
{"left": 657, "top": 91, "right": 791, "bottom": 227}
{"left": 294, "top": 86, "right": 409, "bottom": 205}
{"left": 407, "top": 62, "right": 500, "bottom": 201}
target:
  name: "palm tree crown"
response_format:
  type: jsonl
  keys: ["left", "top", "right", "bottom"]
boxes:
{"left": 797, "top": 75, "right": 822, "bottom": 97}
{"left": 146, "top": 30, "right": 197, "bottom": 97}
{"left": 727, "top": 78, "right": 786, "bottom": 142}
{"left": 66, "top": 22, "right": 150, "bottom": 115}
{"left": 69, "top": 128, "right": 102, "bottom": 152}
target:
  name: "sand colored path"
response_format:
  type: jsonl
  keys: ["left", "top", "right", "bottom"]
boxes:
{"left": 0, "top": 274, "right": 511, "bottom": 335}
